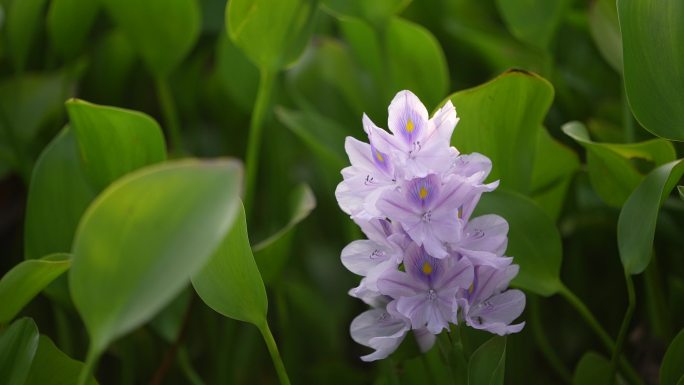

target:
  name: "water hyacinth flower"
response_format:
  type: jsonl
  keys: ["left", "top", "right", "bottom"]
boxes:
{"left": 337, "top": 90, "right": 526, "bottom": 361}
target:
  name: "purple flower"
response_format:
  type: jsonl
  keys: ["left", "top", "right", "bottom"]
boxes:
{"left": 350, "top": 304, "right": 409, "bottom": 362}
{"left": 377, "top": 244, "right": 473, "bottom": 334}
{"left": 459, "top": 264, "right": 526, "bottom": 335}
{"left": 453, "top": 214, "right": 513, "bottom": 268}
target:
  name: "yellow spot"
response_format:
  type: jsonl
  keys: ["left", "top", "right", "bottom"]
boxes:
{"left": 406, "top": 119, "right": 415, "bottom": 133}
{"left": 419, "top": 186, "right": 428, "bottom": 200}
{"left": 468, "top": 283, "right": 474, "bottom": 294}
{"left": 422, "top": 261, "right": 433, "bottom": 275}
{"left": 375, "top": 150, "right": 384, "bottom": 162}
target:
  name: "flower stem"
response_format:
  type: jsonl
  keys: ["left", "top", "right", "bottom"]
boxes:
{"left": 77, "top": 345, "right": 100, "bottom": 385}
{"left": 244, "top": 68, "right": 276, "bottom": 218}
{"left": 559, "top": 284, "right": 644, "bottom": 385}
{"left": 610, "top": 272, "right": 636, "bottom": 385}
{"left": 155, "top": 76, "right": 185, "bottom": 155}
{"left": 258, "top": 321, "right": 291, "bottom": 385}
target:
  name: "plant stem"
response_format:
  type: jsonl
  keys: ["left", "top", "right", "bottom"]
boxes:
{"left": 258, "top": 322, "right": 291, "bottom": 385}
{"left": 77, "top": 346, "right": 100, "bottom": 385}
{"left": 244, "top": 68, "right": 276, "bottom": 217}
{"left": 178, "top": 348, "right": 207, "bottom": 385}
{"left": 610, "top": 272, "right": 636, "bottom": 385}
{"left": 529, "top": 295, "right": 572, "bottom": 384}
{"left": 559, "top": 284, "right": 644, "bottom": 385}
{"left": 155, "top": 76, "right": 185, "bottom": 154}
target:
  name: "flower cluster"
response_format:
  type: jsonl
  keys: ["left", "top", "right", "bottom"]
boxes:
{"left": 336, "top": 90, "right": 526, "bottom": 361}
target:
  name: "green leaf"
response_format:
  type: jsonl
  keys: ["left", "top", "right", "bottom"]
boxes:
{"left": 69, "top": 159, "right": 242, "bottom": 353}
{"left": 496, "top": 0, "right": 569, "bottom": 49}
{"left": 0, "top": 254, "right": 71, "bottom": 324}
{"left": 321, "top": 0, "right": 410, "bottom": 26}
{"left": 214, "top": 32, "right": 259, "bottom": 113}
{"left": 24, "top": 127, "right": 95, "bottom": 260}
{"left": 618, "top": 0, "right": 684, "bottom": 141}
{"left": 618, "top": 159, "right": 684, "bottom": 275}
{"left": 25, "top": 335, "right": 98, "bottom": 385}
{"left": 588, "top": 0, "right": 622, "bottom": 73}
{"left": 678, "top": 186, "right": 684, "bottom": 200}
{"left": 468, "top": 336, "right": 506, "bottom": 385}
{"left": 572, "top": 352, "right": 612, "bottom": 385}
{"left": 474, "top": 190, "right": 563, "bottom": 296}
{"left": 66, "top": 99, "right": 167, "bottom": 191}
{"left": 0, "top": 318, "right": 39, "bottom": 385}
{"left": 530, "top": 128, "right": 579, "bottom": 219}
{"left": 661, "top": 329, "right": 684, "bottom": 385}
{"left": 5, "top": 0, "right": 48, "bottom": 71}
{"left": 446, "top": 70, "right": 554, "bottom": 194}
{"left": 563, "top": 121, "right": 676, "bottom": 207}
{"left": 101, "top": 0, "right": 200, "bottom": 77}
{"left": 227, "top": 0, "right": 317, "bottom": 71}
{"left": 46, "top": 0, "right": 99, "bottom": 60}
{"left": 254, "top": 184, "right": 316, "bottom": 283}
{"left": 192, "top": 203, "right": 267, "bottom": 326}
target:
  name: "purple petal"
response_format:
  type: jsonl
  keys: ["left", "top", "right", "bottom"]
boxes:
{"left": 350, "top": 308, "right": 409, "bottom": 361}
{"left": 413, "top": 328, "right": 436, "bottom": 353}
{"left": 341, "top": 239, "right": 392, "bottom": 276}
{"left": 377, "top": 270, "right": 427, "bottom": 298}
{"left": 388, "top": 90, "right": 429, "bottom": 146}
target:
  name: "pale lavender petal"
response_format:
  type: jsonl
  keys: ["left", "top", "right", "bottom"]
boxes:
{"left": 466, "top": 289, "right": 526, "bottom": 335}
{"left": 396, "top": 294, "right": 429, "bottom": 329}
{"left": 434, "top": 259, "right": 473, "bottom": 293}
{"left": 377, "top": 270, "right": 428, "bottom": 298}
{"left": 406, "top": 174, "right": 440, "bottom": 208}
{"left": 345, "top": 136, "right": 375, "bottom": 171}
{"left": 350, "top": 308, "right": 410, "bottom": 361}
{"left": 413, "top": 328, "right": 436, "bottom": 353}
{"left": 388, "top": 90, "right": 429, "bottom": 146}
{"left": 429, "top": 100, "right": 458, "bottom": 143}
{"left": 461, "top": 215, "right": 509, "bottom": 256}
{"left": 341, "top": 239, "right": 392, "bottom": 276}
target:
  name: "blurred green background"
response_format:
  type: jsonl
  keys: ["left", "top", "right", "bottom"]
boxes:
{"left": 1, "top": 0, "right": 683, "bottom": 384}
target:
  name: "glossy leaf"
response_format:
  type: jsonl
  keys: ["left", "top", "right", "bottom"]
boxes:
{"left": 468, "top": 336, "right": 506, "bottom": 385}
{"left": 101, "top": 0, "right": 200, "bottom": 77}
{"left": 322, "top": 0, "right": 410, "bottom": 26}
{"left": 24, "top": 127, "right": 95, "bottom": 260}
{"left": 254, "top": 184, "right": 316, "bottom": 283}
{"left": 446, "top": 70, "right": 554, "bottom": 194}
{"left": 0, "top": 254, "right": 71, "bottom": 324}
{"left": 47, "top": 0, "right": 99, "bottom": 60}
{"left": 530, "top": 128, "right": 579, "bottom": 219}
{"left": 572, "top": 352, "right": 612, "bottom": 385}
{"left": 66, "top": 99, "right": 167, "bottom": 191}
{"left": 661, "top": 329, "right": 684, "bottom": 385}
{"left": 589, "top": 0, "right": 622, "bottom": 73}
{"left": 563, "top": 121, "right": 676, "bottom": 207}
{"left": 25, "top": 335, "right": 98, "bottom": 385}
{"left": 496, "top": 0, "right": 569, "bottom": 49}
{"left": 0, "top": 318, "right": 39, "bottom": 385}
{"left": 619, "top": 159, "right": 684, "bottom": 275}
{"left": 227, "top": 0, "right": 317, "bottom": 71}
{"left": 474, "top": 190, "right": 563, "bottom": 296}
{"left": 192, "top": 203, "right": 267, "bottom": 326}
{"left": 618, "top": 0, "right": 684, "bottom": 141}
{"left": 5, "top": 0, "right": 48, "bottom": 70}
{"left": 69, "top": 159, "right": 242, "bottom": 352}
{"left": 214, "top": 32, "right": 259, "bottom": 113}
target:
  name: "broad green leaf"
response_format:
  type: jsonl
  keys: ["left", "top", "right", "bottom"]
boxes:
{"left": 0, "top": 254, "right": 71, "bottom": 324}
{"left": 66, "top": 99, "right": 167, "bottom": 191}
{"left": 468, "top": 336, "right": 506, "bottom": 385}
{"left": 227, "top": 0, "right": 317, "bottom": 71}
{"left": 0, "top": 318, "right": 39, "bottom": 385}
{"left": 618, "top": 0, "right": 684, "bottom": 141}
{"left": 496, "top": 0, "right": 569, "bottom": 49}
{"left": 563, "top": 121, "right": 676, "bottom": 207}
{"left": 69, "top": 159, "right": 242, "bottom": 353}
{"left": 588, "top": 0, "right": 622, "bottom": 73}
{"left": 446, "top": 70, "right": 554, "bottom": 194}
{"left": 101, "top": 0, "right": 200, "bottom": 77}
{"left": 214, "top": 32, "right": 259, "bottom": 113}
{"left": 321, "top": 0, "right": 410, "bottom": 26}
{"left": 25, "top": 335, "right": 98, "bottom": 385}
{"left": 24, "top": 127, "right": 95, "bottom": 260}
{"left": 192, "top": 203, "right": 267, "bottom": 326}
{"left": 5, "top": 0, "right": 48, "bottom": 70}
{"left": 0, "top": 72, "right": 67, "bottom": 146}
{"left": 530, "top": 128, "right": 579, "bottom": 219}
{"left": 618, "top": 159, "right": 684, "bottom": 275}
{"left": 385, "top": 17, "right": 449, "bottom": 108}
{"left": 254, "top": 184, "right": 316, "bottom": 283}
{"left": 474, "top": 190, "right": 563, "bottom": 296}
{"left": 81, "top": 30, "right": 136, "bottom": 105}
{"left": 47, "top": 0, "right": 99, "bottom": 60}
{"left": 679, "top": 186, "right": 684, "bottom": 200}
{"left": 661, "top": 329, "right": 684, "bottom": 385}
{"left": 572, "top": 352, "right": 612, "bottom": 385}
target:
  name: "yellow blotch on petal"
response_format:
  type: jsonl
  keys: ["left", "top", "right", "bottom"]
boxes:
{"left": 406, "top": 119, "right": 415, "bottom": 133}
{"left": 375, "top": 150, "right": 384, "bottom": 162}
{"left": 419, "top": 186, "right": 429, "bottom": 200}
{"left": 422, "top": 261, "right": 433, "bottom": 275}
{"left": 468, "top": 283, "right": 474, "bottom": 294}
